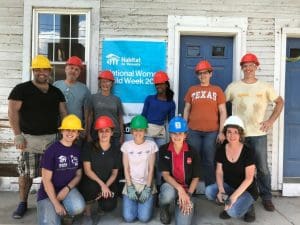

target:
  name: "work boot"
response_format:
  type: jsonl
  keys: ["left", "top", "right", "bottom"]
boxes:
{"left": 219, "top": 210, "right": 231, "bottom": 219}
{"left": 62, "top": 215, "right": 74, "bottom": 225}
{"left": 160, "top": 204, "right": 171, "bottom": 224}
{"left": 262, "top": 199, "right": 275, "bottom": 211}
{"left": 244, "top": 205, "right": 256, "bottom": 222}
{"left": 12, "top": 202, "right": 27, "bottom": 219}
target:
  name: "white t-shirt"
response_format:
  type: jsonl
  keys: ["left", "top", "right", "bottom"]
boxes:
{"left": 121, "top": 139, "right": 158, "bottom": 185}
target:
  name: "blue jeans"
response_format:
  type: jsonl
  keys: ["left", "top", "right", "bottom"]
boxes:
{"left": 205, "top": 183, "right": 254, "bottom": 218}
{"left": 187, "top": 129, "right": 218, "bottom": 186}
{"left": 122, "top": 194, "right": 154, "bottom": 223}
{"left": 37, "top": 188, "right": 85, "bottom": 225}
{"left": 159, "top": 183, "right": 194, "bottom": 225}
{"left": 245, "top": 135, "right": 272, "bottom": 200}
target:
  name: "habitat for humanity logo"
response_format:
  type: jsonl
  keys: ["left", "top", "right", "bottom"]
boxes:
{"left": 106, "top": 53, "right": 141, "bottom": 66}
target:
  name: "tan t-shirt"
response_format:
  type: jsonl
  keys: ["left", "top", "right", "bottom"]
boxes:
{"left": 184, "top": 85, "right": 226, "bottom": 132}
{"left": 121, "top": 139, "right": 158, "bottom": 185}
{"left": 225, "top": 80, "right": 279, "bottom": 137}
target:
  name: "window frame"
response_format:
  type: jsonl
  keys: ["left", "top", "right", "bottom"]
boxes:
{"left": 23, "top": 0, "right": 100, "bottom": 91}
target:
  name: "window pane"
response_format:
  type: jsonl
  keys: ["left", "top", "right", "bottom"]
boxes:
{"left": 187, "top": 46, "right": 200, "bottom": 57}
{"left": 212, "top": 46, "right": 225, "bottom": 57}
{"left": 71, "top": 15, "right": 85, "bottom": 38}
{"left": 71, "top": 39, "right": 85, "bottom": 60}
{"left": 53, "top": 39, "right": 70, "bottom": 62}
{"left": 39, "top": 14, "right": 54, "bottom": 36}
{"left": 55, "top": 14, "right": 70, "bottom": 38}
{"left": 38, "top": 38, "right": 53, "bottom": 58}
{"left": 290, "top": 48, "right": 300, "bottom": 58}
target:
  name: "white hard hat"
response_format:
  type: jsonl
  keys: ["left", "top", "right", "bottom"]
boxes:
{"left": 224, "top": 116, "right": 245, "bottom": 130}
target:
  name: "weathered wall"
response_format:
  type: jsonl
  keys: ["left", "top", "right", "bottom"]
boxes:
{"left": 0, "top": 0, "right": 23, "bottom": 164}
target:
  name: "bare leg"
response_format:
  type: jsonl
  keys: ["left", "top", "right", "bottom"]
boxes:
{"left": 19, "top": 176, "right": 33, "bottom": 202}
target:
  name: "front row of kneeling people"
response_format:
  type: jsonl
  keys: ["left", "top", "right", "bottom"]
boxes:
{"left": 37, "top": 113, "right": 257, "bottom": 225}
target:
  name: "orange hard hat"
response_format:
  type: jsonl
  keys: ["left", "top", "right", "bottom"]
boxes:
{"left": 66, "top": 56, "right": 83, "bottom": 68}
{"left": 94, "top": 116, "right": 115, "bottom": 130}
{"left": 195, "top": 60, "right": 213, "bottom": 73}
{"left": 153, "top": 71, "right": 169, "bottom": 84}
{"left": 240, "top": 53, "right": 260, "bottom": 66}
{"left": 98, "top": 70, "right": 114, "bottom": 81}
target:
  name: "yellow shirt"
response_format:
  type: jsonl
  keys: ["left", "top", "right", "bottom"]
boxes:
{"left": 225, "top": 80, "right": 278, "bottom": 137}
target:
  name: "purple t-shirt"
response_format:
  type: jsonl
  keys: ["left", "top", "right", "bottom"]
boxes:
{"left": 37, "top": 141, "right": 81, "bottom": 201}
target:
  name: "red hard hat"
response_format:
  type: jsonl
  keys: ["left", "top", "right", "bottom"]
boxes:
{"left": 66, "top": 56, "right": 83, "bottom": 68}
{"left": 94, "top": 116, "right": 115, "bottom": 130}
{"left": 195, "top": 60, "right": 213, "bottom": 73}
{"left": 98, "top": 70, "right": 114, "bottom": 81}
{"left": 153, "top": 71, "right": 169, "bottom": 84}
{"left": 240, "top": 53, "right": 260, "bottom": 66}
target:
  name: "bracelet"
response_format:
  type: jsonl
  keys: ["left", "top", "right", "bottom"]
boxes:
{"left": 66, "top": 185, "right": 72, "bottom": 191}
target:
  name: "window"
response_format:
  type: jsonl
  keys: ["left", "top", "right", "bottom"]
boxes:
{"left": 187, "top": 46, "right": 201, "bottom": 57}
{"left": 212, "top": 46, "right": 225, "bottom": 57}
{"left": 32, "top": 9, "right": 90, "bottom": 84}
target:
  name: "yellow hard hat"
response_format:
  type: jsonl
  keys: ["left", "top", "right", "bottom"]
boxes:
{"left": 59, "top": 114, "right": 84, "bottom": 130}
{"left": 31, "top": 55, "right": 52, "bottom": 69}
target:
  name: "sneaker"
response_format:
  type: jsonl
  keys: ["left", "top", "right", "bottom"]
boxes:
{"left": 160, "top": 205, "right": 171, "bottom": 224}
{"left": 12, "top": 202, "right": 27, "bottom": 219}
{"left": 244, "top": 205, "right": 256, "bottom": 222}
{"left": 262, "top": 199, "right": 275, "bottom": 211}
{"left": 219, "top": 210, "right": 231, "bottom": 219}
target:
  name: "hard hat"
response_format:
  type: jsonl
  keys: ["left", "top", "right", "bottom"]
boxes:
{"left": 98, "top": 70, "right": 114, "bottom": 81}
{"left": 224, "top": 116, "right": 245, "bottom": 130}
{"left": 94, "top": 116, "right": 115, "bottom": 130}
{"left": 240, "top": 53, "right": 260, "bottom": 66}
{"left": 168, "top": 116, "right": 188, "bottom": 133}
{"left": 66, "top": 56, "right": 83, "bottom": 68}
{"left": 130, "top": 115, "right": 148, "bottom": 129}
{"left": 58, "top": 114, "right": 84, "bottom": 130}
{"left": 195, "top": 60, "right": 213, "bottom": 73}
{"left": 153, "top": 71, "right": 169, "bottom": 84}
{"left": 31, "top": 55, "right": 52, "bottom": 69}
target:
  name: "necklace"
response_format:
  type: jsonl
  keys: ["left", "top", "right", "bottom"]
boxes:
{"left": 226, "top": 144, "right": 243, "bottom": 162}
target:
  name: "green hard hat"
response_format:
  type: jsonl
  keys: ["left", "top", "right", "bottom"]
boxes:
{"left": 130, "top": 115, "right": 148, "bottom": 129}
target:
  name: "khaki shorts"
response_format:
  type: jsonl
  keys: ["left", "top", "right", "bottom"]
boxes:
{"left": 17, "top": 152, "right": 42, "bottom": 178}
{"left": 24, "top": 134, "right": 56, "bottom": 154}
{"left": 17, "top": 134, "right": 56, "bottom": 178}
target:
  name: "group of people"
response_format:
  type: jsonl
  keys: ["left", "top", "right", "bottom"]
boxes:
{"left": 7, "top": 52, "right": 283, "bottom": 225}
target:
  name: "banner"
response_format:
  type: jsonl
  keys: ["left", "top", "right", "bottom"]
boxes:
{"left": 102, "top": 40, "right": 166, "bottom": 134}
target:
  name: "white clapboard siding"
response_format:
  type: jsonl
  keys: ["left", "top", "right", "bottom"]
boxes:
{"left": 0, "top": 0, "right": 24, "bottom": 173}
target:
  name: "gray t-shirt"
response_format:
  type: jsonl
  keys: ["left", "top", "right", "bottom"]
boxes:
{"left": 53, "top": 80, "right": 91, "bottom": 123}
{"left": 91, "top": 92, "right": 124, "bottom": 135}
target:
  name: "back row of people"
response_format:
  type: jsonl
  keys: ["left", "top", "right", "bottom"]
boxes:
{"left": 7, "top": 53, "right": 283, "bottom": 224}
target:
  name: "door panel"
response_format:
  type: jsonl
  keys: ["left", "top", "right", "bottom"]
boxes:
{"left": 284, "top": 38, "right": 300, "bottom": 177}
{"left": 178, "top": 36, "right": 233, "bottom": 114}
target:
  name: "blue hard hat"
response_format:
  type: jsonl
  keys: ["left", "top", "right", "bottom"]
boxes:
{"left": 169, "top": 116, "right": 188, "bottom": 133}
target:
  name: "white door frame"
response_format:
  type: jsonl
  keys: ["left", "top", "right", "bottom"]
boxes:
{"left": 167, "top": 16, "right": 247, "bottom": 115}
{"left": 278, "top": 27, "right": 300, "bottom": 196}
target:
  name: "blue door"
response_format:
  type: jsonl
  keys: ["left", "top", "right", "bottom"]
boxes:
{"left": 284, "top": 38, "right": 300, "bottom": 177}
{"left": 178, "top": 36, "right": 233, "bottom": 114}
